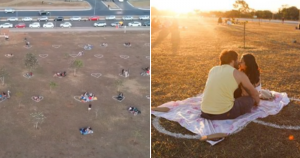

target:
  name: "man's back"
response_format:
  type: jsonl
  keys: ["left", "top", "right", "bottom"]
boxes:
{"left": 201, "top": 65, "right": 238, "bottom": 114}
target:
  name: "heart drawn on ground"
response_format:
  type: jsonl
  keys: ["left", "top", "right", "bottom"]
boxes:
{"left": 120, "top": 55, "right": 129, "bottom": 59}
{"left": 52, "top": 45, "right": 61, "bottom": 48}
{"left": 23, "top": 45, "right": 32, "bottom": 49}
{"left": 39, "top": 54, "right": 48, "bottom": 58}
{"left": 94, "top": 54, "right": 103, "bottom": 58}
{"left": 69, "top": 54, "right": 78, "bottom": 58}
{"left": 91, "top": 73, "right": 102, "bottom": 78}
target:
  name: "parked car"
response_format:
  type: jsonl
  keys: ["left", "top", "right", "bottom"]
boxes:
{"left": 43, "top": 22, "right": 54, "bottom": 28}
{"left": 139, "top": 15, "right": 149, "bottom": 20}
{"left": 38, "top": 16, "right": 48, "bottom": 21}
{"left": 5, "top": 8, "right": 15, "bottom": 13}
{"left": 128, "top": 21, "right": 141, "bottom": 27}
{"left": 7, "top": 17, "right": 18, "bottom": 21}
{"left": 60, "top": 22, "right": 72, "bottom": 28}
{"left": 105, "top": 15, "right": 116, "bottom": 20}
{"left": 54, "top": 16, "right": 64, "bottom": 21}
{"left": 39, "top": 10, "right": 50, "bottom": 16}
{"left": 94, "top": 22, "right": 106, "bottom": 27}
{"left": 88, "top": 16, "right": 100, "bottom": 21}
{"left": 122, "top": 16, "right": 133, "bottom": 20}
{"left": 29, "top": 22, "right": 40, "bottom": 28}
{"left": 0, "top": 23, "right": 13, "bottom": 28}
{"left": 22, "top": 17, "right": 33, "bottom": 21}
{"left": 70, "top": 16, "right": 82, "bottom": 21}
{"left": 15, "top": 23, "right": 26, "bottom": 28}
{"left": 110, "top": 21, "right": 124, "bottom": 27}
{"left": 143, "top": 21, "right": 150, "bottom": 26}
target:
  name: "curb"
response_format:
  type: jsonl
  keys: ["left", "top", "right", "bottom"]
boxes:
{"left": 126, "top": 1, "right": 150, "bottom": 11}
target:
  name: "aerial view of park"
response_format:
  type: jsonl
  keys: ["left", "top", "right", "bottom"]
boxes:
{"left": 151, "top": 0, "right": 300, "bottom": 157}
{"left": 0, "top": 0, "right": 150, "bottom": 157}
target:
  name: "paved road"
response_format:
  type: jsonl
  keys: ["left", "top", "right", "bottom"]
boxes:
{"left": 0, "top": 20, "right": 150, "bottom": 28}
{"left": 0, "top": 0, "right": 150, "bottom": 17}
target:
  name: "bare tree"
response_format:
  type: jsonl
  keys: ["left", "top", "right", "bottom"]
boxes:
{"left": 15, "top": 91, "right": 24, "bottom": 108}
{"left": 49, "top": 81, "right": 57, "bottom": 93}
{"left": 71, "top": 59, "right": 83, "bottom": 76}
{"left": 24, "top": 53, "right": 38, "bottom": 71}
{"left": 0, "top": 67, "right": 8, "bottom": 86}
{"left": 233, "top": 0, "right": 253, "bottom": 14}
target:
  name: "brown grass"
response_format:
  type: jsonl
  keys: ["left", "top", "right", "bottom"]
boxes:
{"left": 151, "top": 17, "right": 300, "bottom": 158}
{"left": 0, "top": 0, "right": 90, "bottom": 8}
{"left": 128, "top": 0, "right": 150, "bottom": 8}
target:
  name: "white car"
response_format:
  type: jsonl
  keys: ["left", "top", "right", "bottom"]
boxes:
{"left": 60, "top": 22, "right": 72, "bottom": 28}
{"left": 128, "top": 21, "right": 141, "bottom": 27}
{"left": 70, "top": 16, "right": 82, "bottom": 21}
{"left": 22, "top": 17, "right": 33, "bottom": 21}
{"left": 29, "top": 22, "right": 40, "bottom": 28}
{"left": 43, "top": 22, "right": 54, "bottom": 28}
{"left": 122, "top": 16, "right": 133, "bottom": 20}
{"left": 38, "top": 16, "right": 48, "bottom": 21}
{"left": 5, "top": 8, "right": 15, "bottom": 13}
{"left": 94, "top": 22, "right": 106, "bottom": 27}
{"left": 0, "top": 23, "right": 13, "bottom": 28}
{"left": 7, "top": 17, "right": 18, "bottom": 21}
{"left": 139, "top": 15, "right": 149, "bottom": 20}
{"left": 105, "top": 15, "right": 116, "bottom": 20}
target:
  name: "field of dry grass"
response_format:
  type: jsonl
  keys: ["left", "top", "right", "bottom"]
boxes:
{"left": 102, "top": 1, "right": 120, "bottom": 9}
{"left": 128, "top": 0, "right": 149, "bottom": 8}
{"left": 151, "top": 17, "right": 300, "bottom": 158}
{"left": 0, "top": 0, "right": 90, "bottom": 8}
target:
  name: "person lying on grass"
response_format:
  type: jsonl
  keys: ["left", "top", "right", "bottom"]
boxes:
{"left": 25, "top": 72, "right": 33, "bottom": 77}
{"left": 124, "top": 42, "right": 131, "bottom": 46}
{"left": 33, "top": 96, "right": 42, "bottom": 101}
{"left": 53, "top": 71, "right": 66, "bottom": 77}
{"left": 200, "top": 50, "right": 260, "bottom": 120}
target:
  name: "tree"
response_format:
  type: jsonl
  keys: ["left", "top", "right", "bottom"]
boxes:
{"left": 24, "top": 53, "right": 38, "bottom": 71}
{"left": 115, "top": 79, "right": 123, "bottom": 92}
{"left": 0, "top": 67, "right": 8, "bottom": 86}
{"left": 71, "top": 60, "right": 83, "bottom": 76}
{"left": 49, "top": 81, "right": 57, "bottom": 93}
{"left": 233, "top": 0, "right": 253, "bottom": 14}
{"left": 15, "top": 91, "right": 23, "bottom": 107}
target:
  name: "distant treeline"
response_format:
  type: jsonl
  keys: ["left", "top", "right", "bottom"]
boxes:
{"left": 151, "top": 6, "right": 300, "bottom": 20}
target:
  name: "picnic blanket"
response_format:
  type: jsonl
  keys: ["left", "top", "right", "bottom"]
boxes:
{"left": 151, "top": 91, "right": 290, "bottom": 145}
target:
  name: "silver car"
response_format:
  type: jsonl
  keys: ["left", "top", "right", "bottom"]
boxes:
{"left": 5, "top": 8, "right": 15, "bottom": 13}
{"left": 60, "top": 22, "right": 72, "bottom": 28}
{"left": 43, "top": 22, "right": 54, "bottom": 28}
{"left": 70, "top": 16, "right": 81, "bottom": 21}
{"left": 139, "top": 15, "right": 149, "bottom": 20}
{"left": 122, "top": 16, "right": 133, "bottom": 20}
{"left": 7, "top": 17, "right": 18, "bottom": 21}
{"left": 22, "top": 17, "right": 33, "bottom": 21}
{"left": 94, "top": 22, "right": 106, "bottom": 27}
{"left": 38, "top": 16, "right": 48, "bottom": 21}
{"left": 128, "top": 21, "right": 141, "bottom": 27}
{"left": 105, "top": 15, "right": 116, "bottom": 20}
{"left": 29, "top": 22, "right": 41, "bottom": 28}
{"left": 0, "top": 23, "right": 13, "bottom": 28}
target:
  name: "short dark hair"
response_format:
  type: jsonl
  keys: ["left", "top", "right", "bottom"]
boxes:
{"left": 219, "top": 49, "right": 238, "bottom": 65}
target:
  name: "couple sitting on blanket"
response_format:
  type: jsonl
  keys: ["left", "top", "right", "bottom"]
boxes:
{"left": 80, "top": 92, "right": 96, "bottom": 102}
{"left": 53, "top": 71, "right": 66, "bottom": 77}
{"left": 201, "top": 49, "right": 262, "bottom": 120}
{"left": 0, "top": 92, "right": 7, "bottom": 101}
{"left": 33, "top": 95, "right": 42, "bottom": 101}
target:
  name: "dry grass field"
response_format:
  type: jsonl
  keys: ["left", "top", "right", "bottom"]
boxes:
{"left": 151, "top": 17, "right": 300, "bottom": 158}
{"left": 127, "top": 0, "right": 149, "bottom": 8}
{"left": 0, "top": 31, "right": 150, "bottom": 158}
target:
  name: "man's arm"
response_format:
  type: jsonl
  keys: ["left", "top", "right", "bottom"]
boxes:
{"left": 239, "top": 73, "right": 260, "bottom": 106}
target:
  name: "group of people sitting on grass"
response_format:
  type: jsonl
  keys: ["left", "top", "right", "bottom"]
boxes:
{"left": 5, "top": 54, "right": 13, "bottom": 57}
{"left": 32, "top": 95, "right": 43, "bottom": 102}
{"left": 0, "top": 92, "right": 7, "bottom": 101}
{"left": 25, "top": 72, "right": 33, "bottom": 78}
{"left": 79, "top": 127, "right": 93, "bottom": 135}
{"left": 53, "top": 71, "right": 66, "bottom": 77}
{"left": 124, "top": 42, "right": 131, "bottom": 46}
{"left": 121, "top": 69, "right": 129, "bottom": 77}
{"left": 116, "top": 92, "right": 124, "bottom": 101}
{"left": 80, "top": 92, "right": 97, "bottom": 102}
{"left": 141, "top": 67, "right": 150, "bottom": 76}
{"left": 128, "top": 106, "right": 141, "bottom": 116}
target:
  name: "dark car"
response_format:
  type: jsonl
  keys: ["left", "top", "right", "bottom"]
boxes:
{"left": 143, "top": 21, "right": 150, "bottom": 26}
{"left": 39, "top": 10, "right": 50, "bottom": 16}
{"left": 54, "top": 16, "right": 64, "bottom": 21}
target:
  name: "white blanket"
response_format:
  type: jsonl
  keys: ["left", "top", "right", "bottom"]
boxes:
{"left": 151, "top": 91, "right": 290, "bottom": 145}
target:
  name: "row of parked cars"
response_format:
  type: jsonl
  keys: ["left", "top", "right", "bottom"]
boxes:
{"left": 0, "top": 21, "right": 150, "bottom": 28}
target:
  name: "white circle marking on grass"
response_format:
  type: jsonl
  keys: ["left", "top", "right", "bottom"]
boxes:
{"left": 39, "top": 54, "right": 48, "bottom": 58}
{"left": 23, "top": 45, "right": 32, "bottom": 49}
{"left": 120, "top": 55, "right": 129, "bottom": 59}
{"left": 91, "top": 73, "right": 102, "bottom": 78}
{"left": 69, "top": 54, "right": 78, "bottom": 58}
{"left": 52, "top": 45, "right": 61, "bottom": 48}
{"left": 94, "top": 54, "right": 103, "bottom": 58}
